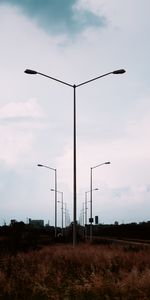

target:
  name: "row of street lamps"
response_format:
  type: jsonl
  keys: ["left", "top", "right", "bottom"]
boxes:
{"left": 25, "top": 67, "right": 126, "bottom": 246}
{"left": 37, "top": 160, "right": 109, "bottom": 241}
{"left": 37, "top": 164, "right": 69, "bottom": 237}
{"left": 37, "top": 164, "right": 58, "bottom": 237}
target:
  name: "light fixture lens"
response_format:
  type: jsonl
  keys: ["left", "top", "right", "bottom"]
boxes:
{"left": 24, "top": 69, "right": 37, "bottom": 74}
{"left": 113, "top": 69, "right": 126, "bottom": 74}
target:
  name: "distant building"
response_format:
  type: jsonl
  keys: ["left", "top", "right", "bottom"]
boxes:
{"left": 29, "top": 218, "right": 44, "bottom": 228}
{"left": 95, "top": 216, "right": 99, "bottom": 225}
{"left": 114, "top": 221, "right": 119, "bottom": 226}
{"left": 10, "top": 219, "right": 17, "bottom": 225}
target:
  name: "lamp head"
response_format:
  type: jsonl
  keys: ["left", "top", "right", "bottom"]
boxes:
{"left": 105, "top": 161, "right": 111, "bottom": 164}
{"left": 37, "top": 164, "right": 43, "bottom": 167}
{"left": 51, "top": 188, "right": 55, "bottom": 191}
{"left": 113, "top": 69, "right": 126, "bottom": 74}
{"left": 24, "top": 69, "right": 37, "bottom": 75}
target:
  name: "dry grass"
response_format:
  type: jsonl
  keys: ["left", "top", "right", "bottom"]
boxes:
{"left": 0, "top": 243, "right": 150, "bottom": 299}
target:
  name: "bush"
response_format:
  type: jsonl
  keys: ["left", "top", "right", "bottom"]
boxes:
{"left": 0, "top": 244, "right": 150, "bottom": 299}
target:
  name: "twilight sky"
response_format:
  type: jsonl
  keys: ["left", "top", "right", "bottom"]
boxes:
{"left": 0, "top": 0, "right": 150, "bottom": 226}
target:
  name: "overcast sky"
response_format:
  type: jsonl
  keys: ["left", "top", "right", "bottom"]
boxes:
{"left": 0, "top": 0, "right": 150, "bottom": 226}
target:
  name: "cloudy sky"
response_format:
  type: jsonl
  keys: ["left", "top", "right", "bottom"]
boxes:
{"left": 0, "top": 0, "right": 150, "bottom": 226}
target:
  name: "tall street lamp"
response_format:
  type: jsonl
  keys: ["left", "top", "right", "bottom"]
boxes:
{"left": 25, "top": 68, "right": 126, "bottom": 246}
{"left": 90, "top": 161, "right": 110, "bottom": 242}
{"left": 51, "top": 188, "right": 64, "bottom": 236}
{"left": 37, "top": 164, "right": 57, "bottom": 238}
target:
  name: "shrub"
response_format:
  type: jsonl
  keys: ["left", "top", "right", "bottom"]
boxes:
{"left": 0, "top": 244, "right": 150, "bottom": 299}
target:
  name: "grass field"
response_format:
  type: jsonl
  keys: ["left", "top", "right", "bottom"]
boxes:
{"left": 0, "top": 243, "right": 150, "bottom": 299}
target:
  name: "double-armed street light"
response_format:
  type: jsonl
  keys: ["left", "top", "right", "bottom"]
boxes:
{"left": 25, "top": 68, "right": 126, "bottom": 246}
{"left": 51, "top": 188, "right": 64, "bottom": 235}
{"left": 90, "top": 162, "right": 110, "bottom": 242}
{"left": 37, "top": 164, "right": 57, "bottom": 237}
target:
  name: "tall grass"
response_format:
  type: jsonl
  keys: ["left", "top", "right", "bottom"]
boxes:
{"left": 0, "top": 243, "right": 150, "bottom": 299}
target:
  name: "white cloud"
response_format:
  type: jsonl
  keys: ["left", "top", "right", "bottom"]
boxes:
{"left": 0, "top": 99, "right": 45, "bottom": 166}
{"left": 77, "top": 0, "right": 150, "bottom": 30}
{"left": 0, "top": 98, "right": 44, "bottom": 119}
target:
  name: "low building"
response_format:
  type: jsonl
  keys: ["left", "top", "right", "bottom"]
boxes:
{"left": 29, "top": 218, "right": 44, "bottom": 228}
{"left": 10, "top": 219, "right": 17, "bottom": 225}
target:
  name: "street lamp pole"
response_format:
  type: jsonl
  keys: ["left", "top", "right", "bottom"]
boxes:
{"left": 73, "top": 85, "right": 77, "bottom": 245}
{"left": 37, "top": 164, "right": 57, "bottom": 237}
{"left": 25, "top": 68, "right": 126, "bottom": 246}
{"left": 90, "top": 162, "right": 110, "bottom": 242}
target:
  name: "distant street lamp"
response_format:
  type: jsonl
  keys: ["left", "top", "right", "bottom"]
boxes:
{"left": 90, "top": 161, "right": 110, "bottom": 242}
{"left": 51, "top": 188, "right": 64, "bottom": 235}
{"left": 25, "top": 68, "right": 125, "bottom": 246}
{"left": 82, "top": 202, "right": 85, "bottom": 226}
{"left": 37, "top": 164, "right": 57, "bottom": 237}
{"left": 85, "top": 188, "right": 99, "bottom": 226}
{"left": 63, "top": 202, "right": 67, "bottom": 229}
{"left": 85, "top": 188, "right": 98, "bottom": 240}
